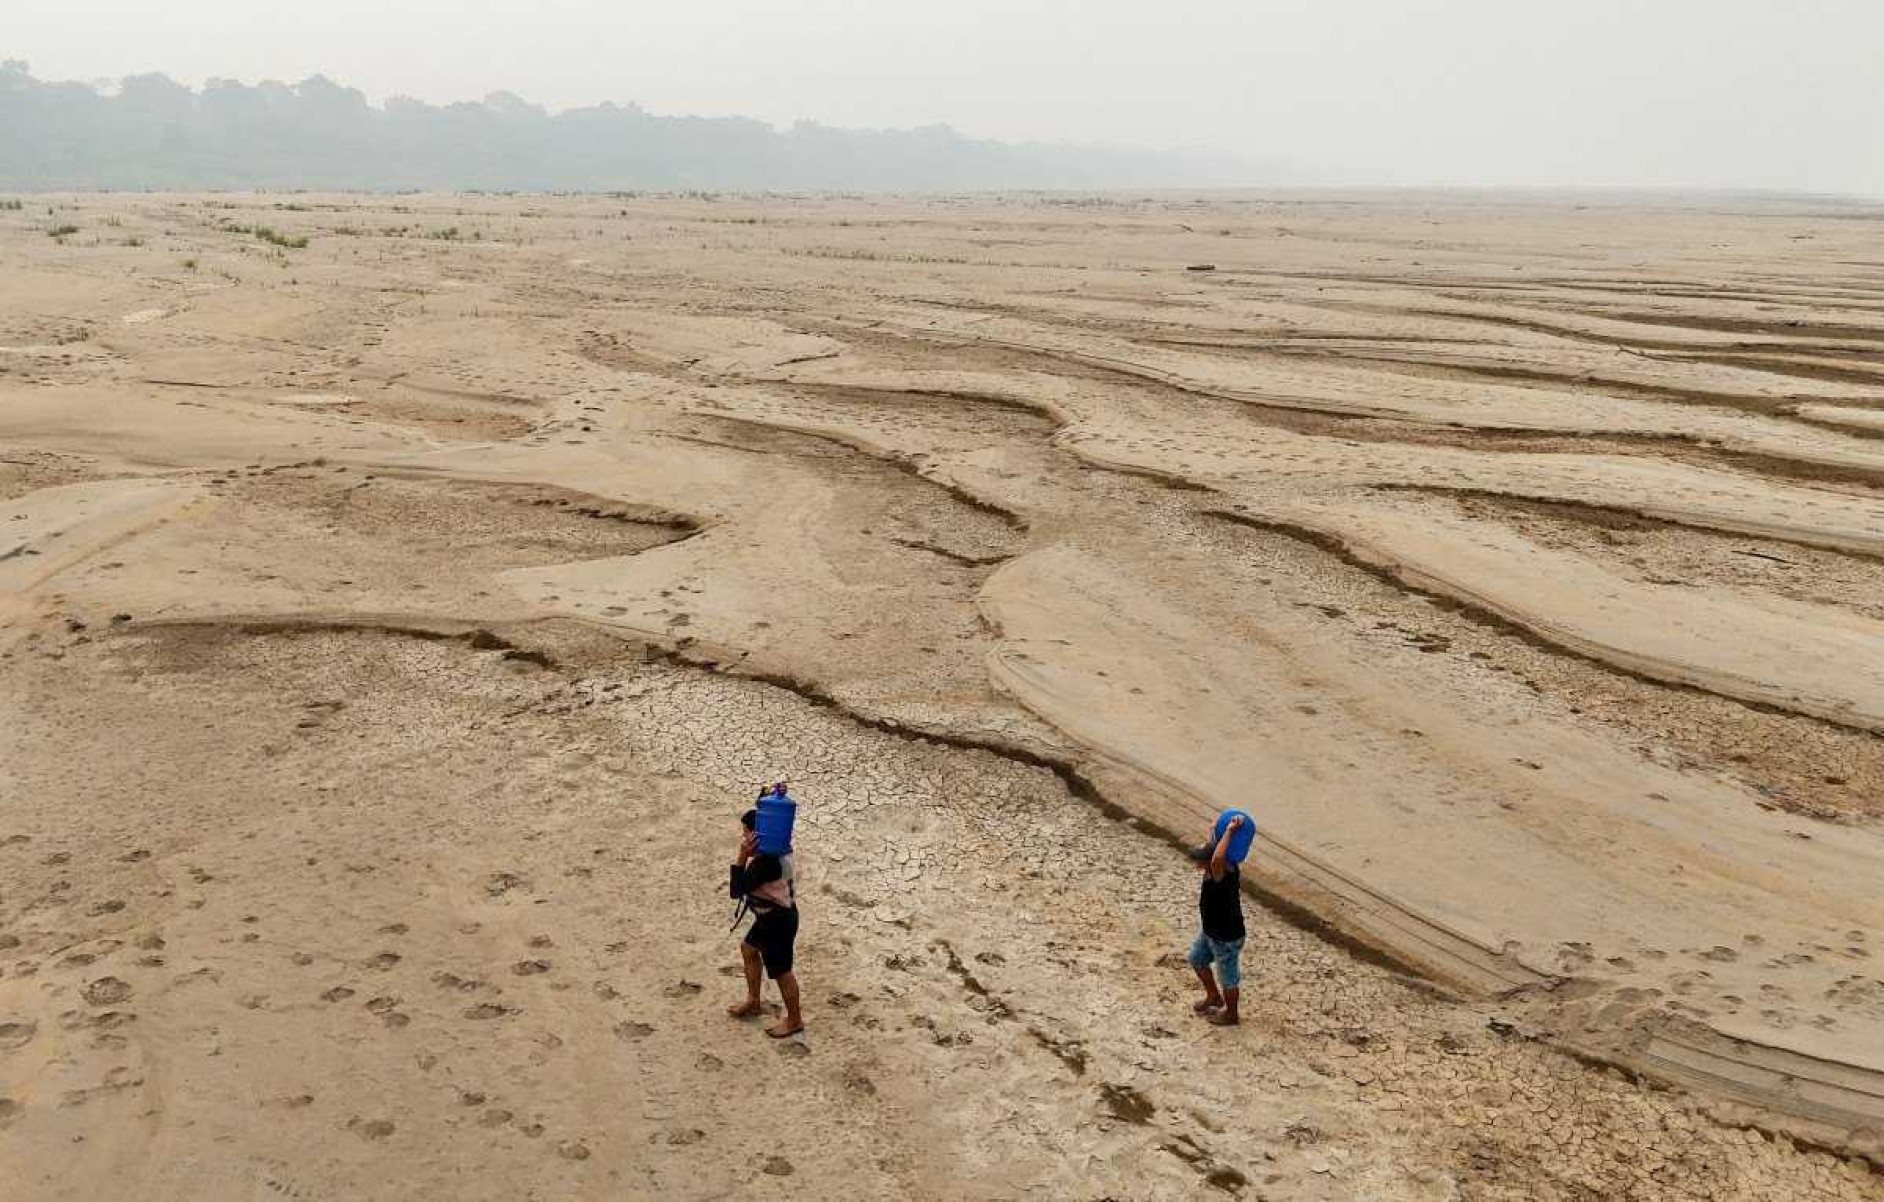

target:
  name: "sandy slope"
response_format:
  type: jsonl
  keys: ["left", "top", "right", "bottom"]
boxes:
{"left": 1, "top": 191, "right": 1881, "bottom": 1199}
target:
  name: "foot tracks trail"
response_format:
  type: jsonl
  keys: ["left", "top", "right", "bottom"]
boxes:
{"left": 1, "top": 191, "right": 1881, "bottom": 1200}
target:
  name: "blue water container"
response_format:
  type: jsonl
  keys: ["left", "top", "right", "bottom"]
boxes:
{"left": 1213, "top": 809, "right": 1256, "bottom": 864}
{"left": 755, "top": 790, "right": 797, "bottom": 856}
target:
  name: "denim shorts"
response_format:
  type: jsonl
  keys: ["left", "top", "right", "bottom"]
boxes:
{"left": 1188, "top": 932, "right": 1244, "bottom": 989}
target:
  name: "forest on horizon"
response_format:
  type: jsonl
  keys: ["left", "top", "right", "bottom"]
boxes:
{"left": 0, "top": 62, "right": 1248, "bottom": 191}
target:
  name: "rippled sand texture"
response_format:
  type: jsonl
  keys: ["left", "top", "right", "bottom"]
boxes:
{"left": 3, "top": 192, "right": 1882, "bottom": 1199}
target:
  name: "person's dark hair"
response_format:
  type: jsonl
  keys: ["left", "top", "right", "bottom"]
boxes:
{"left": 740, "top": 808, "right": 758, "bottom": 830}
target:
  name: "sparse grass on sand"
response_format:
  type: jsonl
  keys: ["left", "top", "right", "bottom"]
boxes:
{"left": 222, "top": 221, "right": 309, "bottom": 249}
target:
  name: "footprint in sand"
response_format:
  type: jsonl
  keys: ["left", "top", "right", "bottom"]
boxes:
{"left": 81, "top": 977, "right": 132, "bottom": 1006}
{"left": 433, "top": 972, "right": 488, "bottom": 993}
{"left": 1098, "top": 1083, "right": 1156, "bottom": 1124}
{"left": 464, "top": 1003, "right": 515, "bottom": 1020}
{"left": 484, "top": 872, "right": 528, "bottom": 898}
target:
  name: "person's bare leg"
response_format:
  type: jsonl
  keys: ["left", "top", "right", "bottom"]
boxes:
{"left": 767, "top": 971, "right": 804, "bottom": 1037}
{"left": 727, "top": 943, "right": 763, "bottom": 1017}
{"left": 1192, "top": 965, "right": 1224, "bottom": 1014}
{"left": 1207, "top": 986, "right": 1240, "bottom": 1026}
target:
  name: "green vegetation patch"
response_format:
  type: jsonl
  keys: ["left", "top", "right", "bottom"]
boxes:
{"left": 222, "top": 221, "right": 309, "bottom": 249}
{"left": 252, "top": 225, "right": 309, "bottom": 249}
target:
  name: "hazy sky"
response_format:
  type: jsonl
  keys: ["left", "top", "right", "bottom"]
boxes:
{"left": 10, "top": 0, "right": 1883, "bottom": 193}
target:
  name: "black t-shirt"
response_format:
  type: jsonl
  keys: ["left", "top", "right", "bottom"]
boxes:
{"left": 729, "top": 854, "right": 791, "bottom": 910}
{"left": 1198, "top": 865, "right": 1245, "bottom": 941}
{"left": 736, "top": 854, "right": 783, "bottom": 890}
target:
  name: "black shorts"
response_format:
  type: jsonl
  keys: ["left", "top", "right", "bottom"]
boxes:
{"left": 743, "top": 905, "right": 799, "bottom": 978}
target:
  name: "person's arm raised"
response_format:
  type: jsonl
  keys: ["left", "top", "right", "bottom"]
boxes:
{"left": 1209, "top": 815, "right": 1242, "bottom": 881}
{"left": 731, "top": 829, "right": 759, "bottom": 898}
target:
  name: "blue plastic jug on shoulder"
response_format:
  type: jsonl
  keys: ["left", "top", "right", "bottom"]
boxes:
{"left": 1213, "top": 808, "right": 1255, "bottom": 865}
{"left": 755, "top": 781, "right": 797, "bottom": 857}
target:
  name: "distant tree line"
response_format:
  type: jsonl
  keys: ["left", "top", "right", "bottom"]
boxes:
{"left": 0, "top": 62, "right": 1246, "bottom": 192}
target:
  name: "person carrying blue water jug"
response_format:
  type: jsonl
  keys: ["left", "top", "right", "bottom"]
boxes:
{"left": 1186, "top": 810, "right": 1251, "bottom": 1027}
{"left": 727, "top": 782, "right": 803, "bottom": 1039}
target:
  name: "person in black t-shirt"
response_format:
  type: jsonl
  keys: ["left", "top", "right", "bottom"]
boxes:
{"left": 726, "top": 806, "right": 803, "bottom": 1038}
{"left": 1186, "top": 814, "right": 1246, "bottom": 1027}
